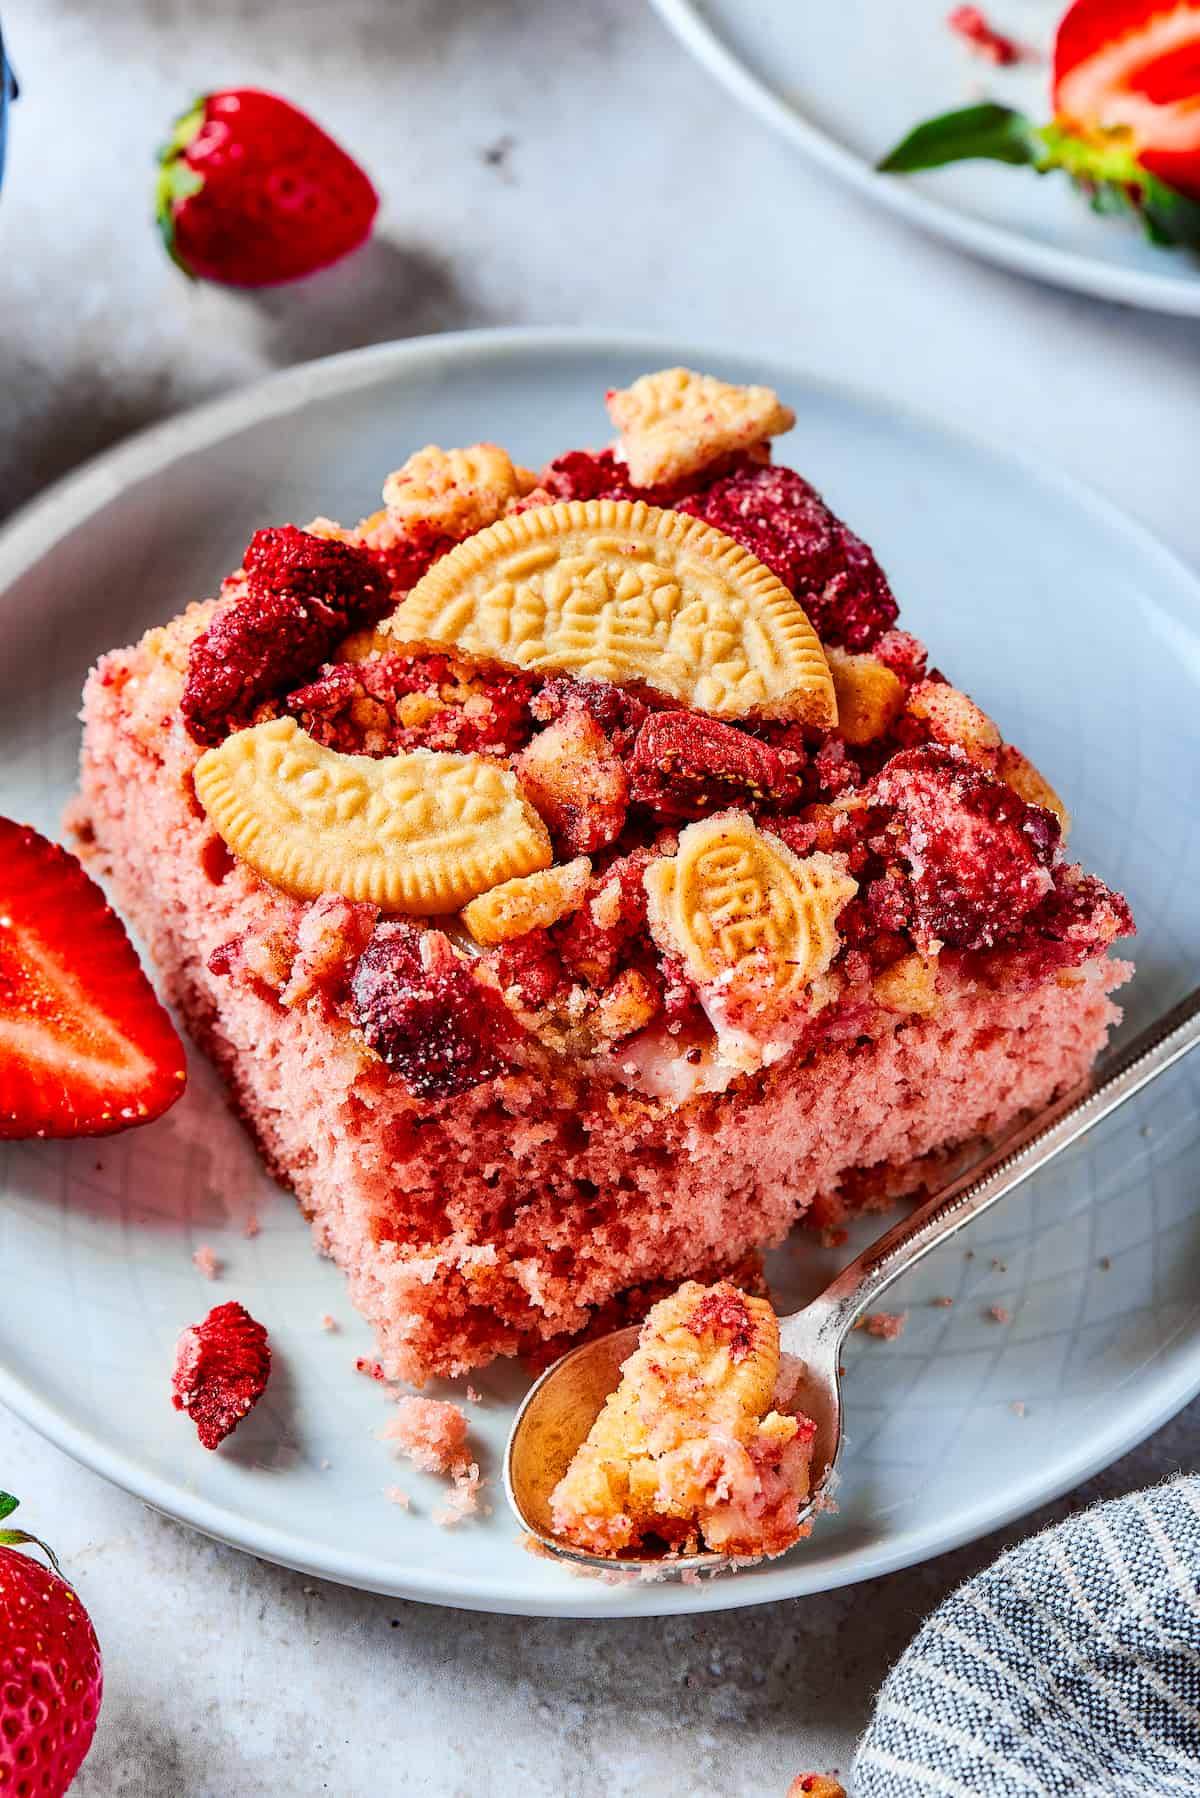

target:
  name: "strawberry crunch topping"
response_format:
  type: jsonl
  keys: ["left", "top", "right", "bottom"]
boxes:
{"left": 166, "top": 367, "right": 1133, "bottom": 1102}
{"left": 627, "top": 710, "right": 799, "bottom": 819}
{"left": 172, "top": 1299, "right": 272, "bottom": 1449}
{"left": 688, "top": 1286, "right": 758, "bottom": 1358}
{"left": 678, "top": 466, "right": 899, "bottom": 650}
{"left": 181, "top": 527, "right": 388, "bottom": 745}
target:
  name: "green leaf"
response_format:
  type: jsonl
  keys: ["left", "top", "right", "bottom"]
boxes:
{"left": 154, "top": 95, "right": 207, "bottom": 279}
{"left": 877, "top": 104, "right": 1041, "bottom": 175}
{"left": 0, "top": 1492, "right": 17, "bottom": 1522}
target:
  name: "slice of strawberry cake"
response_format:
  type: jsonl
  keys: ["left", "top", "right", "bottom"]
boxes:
{"left": 72, "top": 368, "right": 1133, "bottom": 1384}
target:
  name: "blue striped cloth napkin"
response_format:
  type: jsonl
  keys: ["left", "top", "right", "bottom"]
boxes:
{"left": 854, "top": 1477, "right": 1200, "bottom": 1796}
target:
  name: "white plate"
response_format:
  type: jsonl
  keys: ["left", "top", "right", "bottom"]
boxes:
{"left": 652, "top": 0, "right": 1200, "bottom": 316}
{"left": 1, "top": 328, "right": 1198, "bottom": 1619}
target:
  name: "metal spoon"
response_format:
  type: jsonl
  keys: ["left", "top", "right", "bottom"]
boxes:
{"left": 505, "top": 983, "right": 1200, "bottom": 1576}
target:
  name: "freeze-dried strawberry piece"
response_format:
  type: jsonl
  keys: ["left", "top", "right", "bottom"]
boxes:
{"left": 678, "top": 465, "right": 898, "bottom": 650}
{"left": 540, "top": 449, "right": 643, "bottom": 504}
{"left": 288, "top": 651, "right": 536, "bottom": 758}
{"left": 350, "top": 924, "right": 519, "bottom": 1098}
{"left": 627, "top": 710, "right": 797, "bottom": 819}
{"left": 243, "top": 525, "right": 389, "bottom": 618}
{"left": 531, "top": 675, "right": 654, "bottom": 755}
{"left": 556, "top": 849, "right": 655, "bottom": 988}
{"left": 172, "top": 1299, "right": 271, "bottom": 1450}
{"left": 182, "top": 526, "right": 388, "bottom": 745}
{"left": 538, "top": 447, "right": 761, "bottom": 510}
{"left": 870, "top": 745, "right": 1059, "bottom": 951}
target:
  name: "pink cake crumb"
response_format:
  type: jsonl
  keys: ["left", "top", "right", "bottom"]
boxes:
{"left": 383, "top": 1396, "right": 485, "bottom": 1523}
{"left": 356, "top": 1356, "right": 387, "bottom": 1381}
{"left": 192, "top": 1244, "right": 220, "bottom": 1280}
{"left": 1010, "top": 1400, "right": 1027, "bottom": 1417}
{"left": 242, "top": 1215, "right": 261, "bottom": 1239}
{"left": 861, "top": 1310, "right": 907, "bottom": 1340}
{"left": 465, "top": 1384, "right": 482, "bottom": 1403}
{"left": 385, "top": 1486, "right": 411, "bottom": 1510}
{"left": 384, "top": 1396, "right": 471, "bottom": 1476}
{"left": 320, "top": 1313, "right": 338, "bottom": 1332}
{"left": 989, "top": 1305, "right": 1011, "bottom": 1325}
{"left": 931, "top": 1296, "right": 954, "bottom": 1308}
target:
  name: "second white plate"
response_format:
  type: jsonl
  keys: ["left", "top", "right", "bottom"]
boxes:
{"left": 653, "top": 0, "right": 1200, "bottom": 315}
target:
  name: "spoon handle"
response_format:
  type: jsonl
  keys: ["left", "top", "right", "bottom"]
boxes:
{"left": 792, "top": 982, "right": 1200, "bottom": 1353}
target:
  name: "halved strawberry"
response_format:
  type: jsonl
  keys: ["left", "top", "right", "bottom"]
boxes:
{"left": 1054, "top": 0, "right": 1200, "bottom": 199}
{"left": 0, "top": 819, "right": 186, "bottom": 1138}
{"left": 156, "top": 88, "right": 378, "bottom": 286}
{"left": 878, "top": 0, "right": 1200, "bottom": 248}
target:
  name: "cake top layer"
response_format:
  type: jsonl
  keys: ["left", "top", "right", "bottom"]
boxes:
{"left": 158, "top": 366, "right": 1132, "bottom": 1104}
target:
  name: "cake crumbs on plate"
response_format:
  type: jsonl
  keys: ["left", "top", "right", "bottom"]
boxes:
{"left": 241, "top": 1214, "right": 261, "bottom": 1239}
{"left": 355, "top": 1356, "right": 387, "bottom": 1381}
{"left": 857, "top": 1310, "right": 908, "bottom": 1340}
{"left": 192, "top": 1243, "right": 221, "bottom": 1280}
{"left": 989, "top": 1305, "right": 1011, "bottom": 1325}
{"left": 320, "top": 1312, "right": 338, "bottom": 1331}
{"left": 465, "top": 1383, "right": 482, "bottom": 1403}
{"left": 1010, "top": 1400, "right": 1027, "bottom": 1417}
{"left": 382, "top": 1395, "right": 487, "bottom": 1523}
{"left": 1098, "top": 1256, "right": 1112, "bottom": 1271}
{"left": 385, "top": 1486, "right": 412, "bottom": 1510}
{"left": 931, "top": 1296, "right": 954, "bottom": 1308}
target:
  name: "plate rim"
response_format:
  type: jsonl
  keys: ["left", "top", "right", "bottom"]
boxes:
{"left": 649, "top": 0, "right": 1200, "bottom": 318}
{"left": 2, "top": 322, "right": 1200, "bottom": 1618}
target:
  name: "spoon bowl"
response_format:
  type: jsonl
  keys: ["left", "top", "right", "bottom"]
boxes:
{"left": 505, "top": 985, "right": 1200, "bottom": 1576}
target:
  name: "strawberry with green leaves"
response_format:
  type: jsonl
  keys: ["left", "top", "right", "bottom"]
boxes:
{"left": 878, "top": 0, "right": 1200, "bottom": 251}
{"left": 0, "top": 818, "right": 186, "bottom": 1138}
{"left": 157, "top": 88, "right": 378, "bottom": 285}
{"left": 0, "top": 1492, "right": 103, "bottom": 1798}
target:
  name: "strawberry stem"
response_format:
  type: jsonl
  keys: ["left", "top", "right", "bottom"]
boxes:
{"left": 0, "top": 1492, "right": 65, "bottom": 1578}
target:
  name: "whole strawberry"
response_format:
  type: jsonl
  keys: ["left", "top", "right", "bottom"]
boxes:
{"left": 156, "top": 88, "right": 378, "bottom": 285}
{"left": 0, "top": 1493, "right": 102, "bottom": 1797}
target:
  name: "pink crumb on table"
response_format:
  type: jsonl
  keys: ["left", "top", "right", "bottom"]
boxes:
{"left": 946, "top": 6, "right": 1033, "bottom": 64}
{"left": 861, "top": 1310, "right": 908, "bottom": 1340}
{"left": 242, "top": 1215, "right": 261, "bottom": 1239}
{"left": 320, "top": 1313, "right": 338, "bottom": 1332}
{"left": 192, "top": 1244, "right": 220, "bottom": 1280}
{"left": 356, "top": 1356, "right": 387, "bottom": 1381}
{"left": 385, "top": 1486, "right": 411, "bottom": 1510}
{"left": 989, "top": 1305, "right": 1011, "bottom": 1325}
